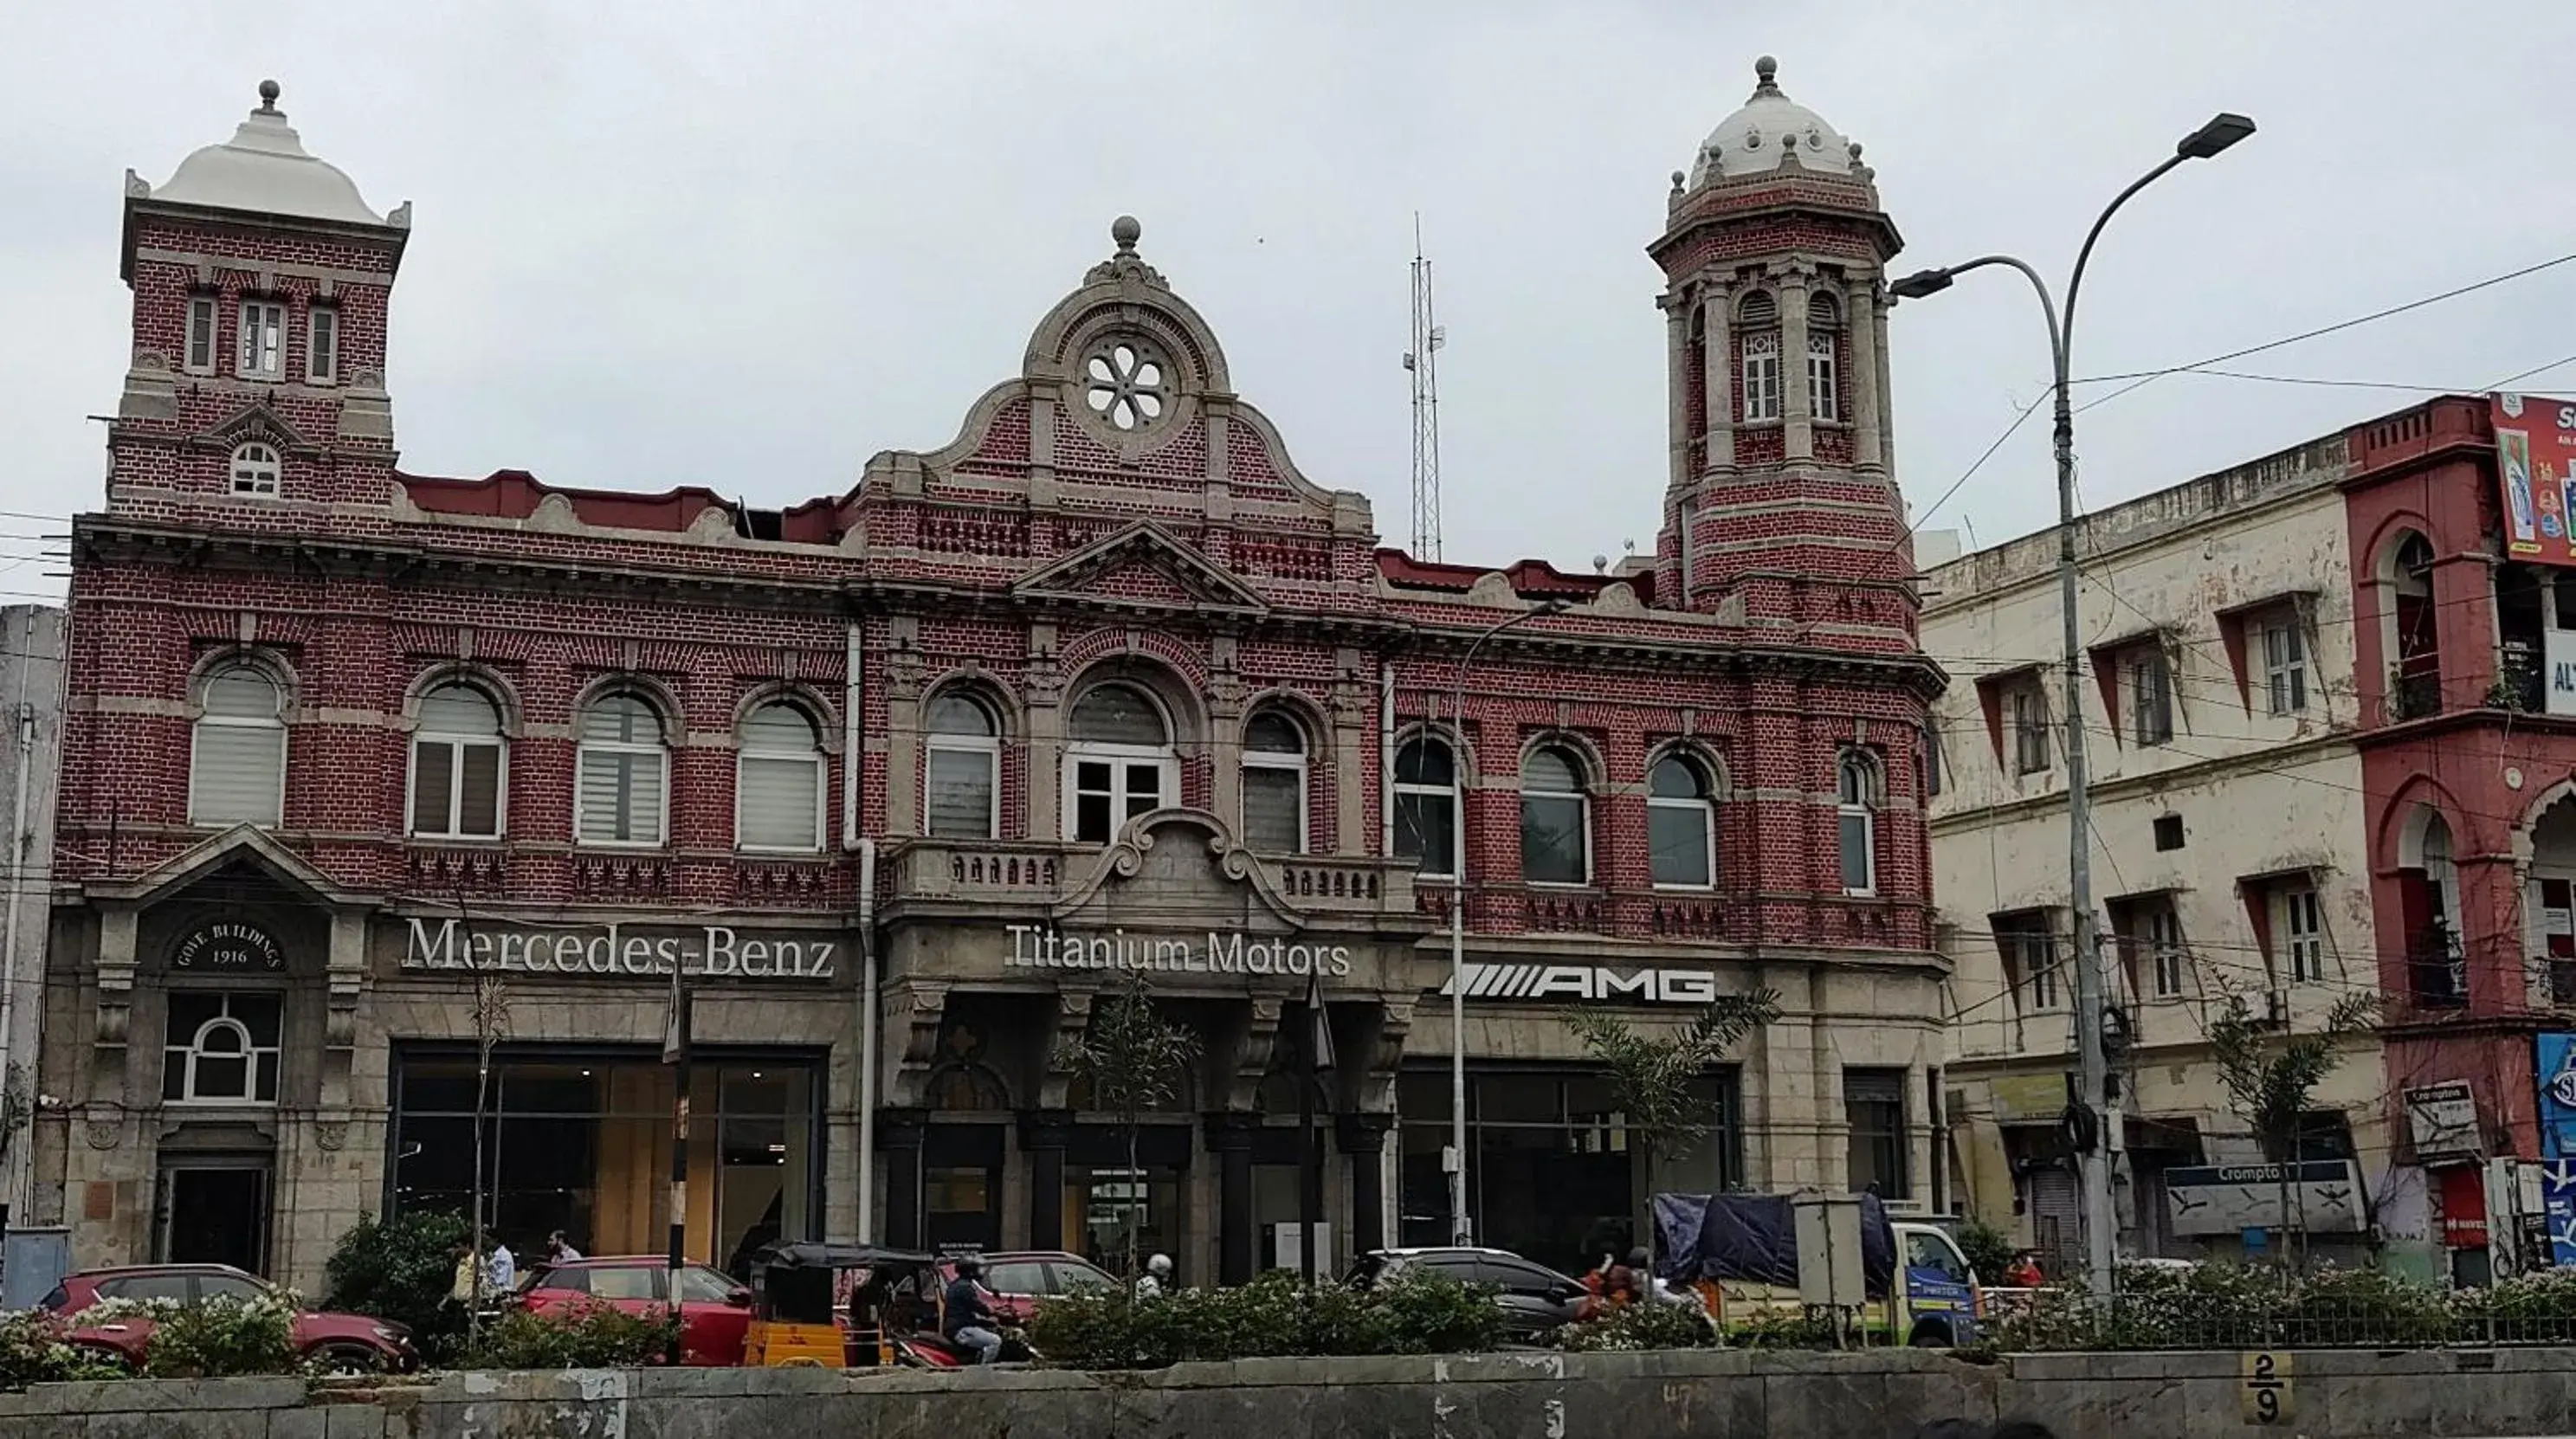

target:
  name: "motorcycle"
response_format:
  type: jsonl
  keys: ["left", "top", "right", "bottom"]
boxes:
{"left": 893, "top": 1326, "right": 1036, "bottom": 1368}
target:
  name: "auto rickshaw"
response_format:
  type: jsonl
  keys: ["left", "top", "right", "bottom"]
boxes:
{"left": 740, "top": 1241, "right": 935, "bottom": 1368}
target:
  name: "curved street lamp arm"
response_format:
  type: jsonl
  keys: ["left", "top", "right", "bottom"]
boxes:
{"left": 2062, "top": 152, "right": 2189, "bottom": 378}
{"left": 1934, "top": 255, "right": 2067, "bottom": 388}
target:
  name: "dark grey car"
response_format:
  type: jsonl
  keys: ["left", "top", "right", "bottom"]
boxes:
{"left": 1344, "top": 1247, "right": 1591, "bottom": 1339}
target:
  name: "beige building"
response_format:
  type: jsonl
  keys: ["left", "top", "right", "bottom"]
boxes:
{"left": 1924, "top": 433, "right": 2395, "bottom": 1268}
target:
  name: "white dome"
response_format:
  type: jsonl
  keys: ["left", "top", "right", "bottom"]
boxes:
{"left": 1688, "top": 57, "right": 1858, "bottom": 187}
{"left": 146, "top": 81, "right": 387, "bottom": 227}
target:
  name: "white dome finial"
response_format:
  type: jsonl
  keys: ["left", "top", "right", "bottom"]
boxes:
{"left": 1754, "top": 55, "right": 1779, "bottom": 93}
{"left": 1685, "top": 55, "right": 1859, "bottom": 187}
{"left": 256, "top": 79, "right": 281, "bottom": 112}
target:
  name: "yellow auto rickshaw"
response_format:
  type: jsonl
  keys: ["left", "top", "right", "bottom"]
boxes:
{"left": 740, "top": 1241, "right": 934, "bottom": 1368}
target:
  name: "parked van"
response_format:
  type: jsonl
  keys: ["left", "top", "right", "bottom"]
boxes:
{"left": 1653, "top": 1193, "right": 1984, "bottom": 1347}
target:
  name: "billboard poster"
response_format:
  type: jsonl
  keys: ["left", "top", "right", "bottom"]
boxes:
{"left": 2540, "top": 1032, "right": 2576, "bottom": 1158}
{"left": 2492, "top": 392, "right": 2576, "bottom": 564}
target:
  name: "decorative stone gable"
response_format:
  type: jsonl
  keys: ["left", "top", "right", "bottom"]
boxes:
{"left": 1010, "top": 520, "right": 1270, "bottom": 617}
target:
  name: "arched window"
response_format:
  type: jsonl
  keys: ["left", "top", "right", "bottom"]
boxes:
{"left": 1807, "top": 292, "right": 1841, "bottom": 423}
{"left": 737, "top": 700, "right": 823, "bottom": 852}
{"left": 576, "top": 691, "right": 667, "bottom": 847}
{"left": 1648, "top": 753, "right": 1717, "bottom": 889}
{"left": 1838, "top": 752, "right": 1880, "bottom": 895}
{"left": 410, "top": 682, "right": 505, "bottom": 839}
{"left": 2401, "top": 806, "right": 2466, "bottom": 1004}
{"left": 162, "top": 992, "right": 281, "bottom": 1105}
{"left": 1738, "top": 291, "right": 1782, "bottom": 424}
{"left": 2392, "top": 532, "right": 2440, "bottom": 718}
{"left": 1241, "top": 709, "right": 1309, "bottom": 853}
{"left": 190, "top": 661, "right": 286, "bottom": 827}
{"left": 1392, "top": 736, "right": 1458, "bottom": 879}
{"left": 925, "top": 691, "right": 1001, "bottom": 840}
{"left": 228, "top": 442, "right": 281, "bottom": 497}
{"left": 1064, "top": 681, "right": 1174, "bottom": 843}
{"left": 1520, "top": 745, "right": 1591, "bottom": 886}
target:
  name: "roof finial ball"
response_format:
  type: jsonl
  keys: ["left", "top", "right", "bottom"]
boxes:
{"left": 256, "top": 79, "right": 281, "bottom": 112}
{"left": 1111, "top": 215, "right": 1142, "bottom": 255}
{"left": 1753, "top": 55, "right": 1779, "bottom": 94}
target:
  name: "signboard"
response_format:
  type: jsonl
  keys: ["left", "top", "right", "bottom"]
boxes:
{"left": 2163, "top": 1160, "right": 2366, "bottom": 1236}
{"left": 2539, "top": 1033, "right": 2576, "bottom": 1158}
{"left": 1986, "top": 1073, "right": 2069, "bottom": 1125}
{"left": 2544, "top": 1158, "right": 2576, "bottom": 1268}
{"left": 173, "top": 921, "right": 283, "bottom": 972}
{"left": 2239, "top": 1351, "right": 2295, "bottom": 1425}
{"left": 400, "top": 919, "right": 837, "bottom": 981}
{"left": 1436, "top": 961, "right": 1730, "bottom": 1005}
{"left": 2439, "top": 1165, "right": 2489, "bottom": 1249}
{"left": 2493, "top": 392, "right": 2576, "bottom": 564}
{"left": 2549, "top": 629, "right": 2576, "bottom": 717}
{"left": 1004, "top": 925, "right": 1353, "bottom": 980}
{"left": 2405, "top": 1081, "right": 2483, "bottom": 1163}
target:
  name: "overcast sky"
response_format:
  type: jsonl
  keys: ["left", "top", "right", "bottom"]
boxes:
{"left": 7, "top": 3, "right": 2574, "bottom": 600}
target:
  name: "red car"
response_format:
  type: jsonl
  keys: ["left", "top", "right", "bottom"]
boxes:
{"left": 934, "top": 1250, "right": 1117, "bottom": 1326}
{"left": 41, "top": 1264, "right": 417, "bottom": 1374}
{"left": 514, "top": 1256, "right": 754, "bottom": 1365}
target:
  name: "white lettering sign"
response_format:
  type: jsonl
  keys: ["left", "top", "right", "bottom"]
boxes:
{"left": 401, "top": 920, "right": 836, "bottom": 982}
{"left": 1001, "top": 926, "right": 1354, "bottom": 980}
{"left": 2548, "top": 629, "right": 2576, "bottom": 718}
{"left": 1436, "top": 962, "right": 1723, "bottom": 1005}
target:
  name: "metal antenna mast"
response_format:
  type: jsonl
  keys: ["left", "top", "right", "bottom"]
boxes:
{"left": 1404, "top": 216, "right": 1444, "bottom": 559}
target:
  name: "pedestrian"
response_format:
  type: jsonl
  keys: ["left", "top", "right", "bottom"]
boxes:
{"left": 546, "top": 1229, "right": 583, "bottom": 1263}
{"left": 1605, "top": 1248, "right": 1650, "bottom": 1307}
{"left": 1135, "top": 1253, "right": 1173, "bottom": 1300}
{"left": 2003, "top": 1250, "right": 2043, "bottom": 1289}
{"left": 486, "top": 1239, "right": 517, "bottom": 1293}
{"left": 446, "top": 1242, "right": 479, "bottom": 1309}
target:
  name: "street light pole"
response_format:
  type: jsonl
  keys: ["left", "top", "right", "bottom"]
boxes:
{"left": 1892, "top": 112, "right": 2252, "bottom": 1302}
{"left": 1447, "top": 598, "right": 1568, "bottom": 1247}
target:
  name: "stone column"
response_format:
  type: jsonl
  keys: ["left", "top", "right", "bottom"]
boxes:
{"left": 878, "top": 1107, "right": 927, "bottom": 1249}
{"left": 1204, "top": 1113, "right": 1257, "bottom": 1286}
{"left": 1020, "top": 1109, "right": 1073, "bottom": 1252}
{"left": 1849, "top": 279, "right": 1884, "bottom": 472}
{"left": 1701, "top": 283, "right": 1735, "bottom": 473}
{"left": 1873, "top": 294, "right": 1897, "bottom": 486}
{"left": 90, "top": 907, "right": 137, "bottom": 1107}
{"left": 1336, "top": 1113, "right": 1391, "bottom": 1254}
{"left": 1780, "top": 268, "right": 1814, "bottom": 462}
{"left": 1664, "top": 297, "right": 1691, "bottom": 494}
{"left": 1024, "top": 625, "right": 1063, "bottom": 840}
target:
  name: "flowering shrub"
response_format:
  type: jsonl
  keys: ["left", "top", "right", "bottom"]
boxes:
{"left": 1985, "top": 1261, "right": 2576, "bottom": 1353}
{"left": 1029, "top": 1268, "right": 1506, "bottom": 1370}
{"left": 124, "top": 1294, "right": 300, "bottom": 1378}
{"left": 462, "top": 1302, "right": 676, "bottom": 1370}
{"left": 1553, "top": 1300, "right": 1718, "bottom": 1352}
{"left": 0, "top": 1310, "right": 126, "bottom": 1388}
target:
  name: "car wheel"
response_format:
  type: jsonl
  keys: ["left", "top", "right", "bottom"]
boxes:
{"left": 1907, "top": 1320, "right": 1952, "bottom": 1349}
{"left": 312, "top": 1343, "right": 385, "bottom": 1377}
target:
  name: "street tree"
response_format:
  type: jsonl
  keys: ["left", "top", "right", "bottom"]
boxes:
{"left": 1068, "top": 975, "right": 1202, "bottom": 1293}
{"left": 2205, "top": 989, "right": 2376, "bottom": 1270}
{"left": 1565, "top": 990, "right": 1782, "bottom": 1262}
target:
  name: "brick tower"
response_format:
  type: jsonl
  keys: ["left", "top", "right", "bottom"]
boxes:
{"left": 111, "top": 81, "right": 410, "bottom": 517}
{"left": 1651, "top": 57, "right": 1913, "bottom": 651}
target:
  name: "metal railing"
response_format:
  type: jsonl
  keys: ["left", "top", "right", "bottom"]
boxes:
{"left": 1983, "top": 1270, "right": 2576, "bottom": 1352}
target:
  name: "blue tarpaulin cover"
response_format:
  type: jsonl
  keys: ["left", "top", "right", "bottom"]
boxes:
{"left": 1651, "top": 1192, "right": 1897, "bottom": 1300}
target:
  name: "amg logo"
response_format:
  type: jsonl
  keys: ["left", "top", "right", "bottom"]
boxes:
{"left": 1434, "top": 964, "right": 1721, "bottom": 1004}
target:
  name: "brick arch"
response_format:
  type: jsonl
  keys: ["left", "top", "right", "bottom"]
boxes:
{"left": 187, "top": 644, "right": 298, "bottom": 713}
{"left": 1519, "top": 730, "right": 1608, "bottom": 792}
{"left": 402, "top": 661, "right": 522, "bottom": 734}
{"left": 2377, "top": 773, "right": 2469, "bottom": 872}
{"left": 569, "top": 671, "right": 685, "bottom": 743}
{"left": 1057, "top": 639, "right": 1211, "bottom": 748}
{"left": 920, "top": 667, "right": 1022, "bottom": 741}
{"left": 1643, "top": 739, "right": 1731, "bottom": 800}
{"left": 732, "top": 681, "right": 840, "bottom": 753}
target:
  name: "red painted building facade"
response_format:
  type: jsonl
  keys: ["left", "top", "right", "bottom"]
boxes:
{"left": 41, "top": 65, "right": 1945, "bottom": 1294}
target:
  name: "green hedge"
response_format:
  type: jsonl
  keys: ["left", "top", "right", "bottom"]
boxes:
{"left": 1989, "top": 1262, "right": 2576, "bottom": 1352}
{"left": 1028, "top": 1269, "right": 1508, "bottom": 1369}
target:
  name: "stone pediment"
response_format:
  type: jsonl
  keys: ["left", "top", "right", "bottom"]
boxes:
{"left": 1011, "top": 521, "right": 1268, "bottom": 616}
{"left": 86, "top": 823, "right": 371, "bottom": 912}
{"left": 1053, "top": 810, "right": 1301, "bottom": 932}
{"left": 191, "top": 400, "right": 321, "bottom": 456}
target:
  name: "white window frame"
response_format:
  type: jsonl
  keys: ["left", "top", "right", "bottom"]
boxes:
{"left": 2282, "top": 885, "right": 2327, "bottom": 984}
{"left": 185, "top": 295, "right": 218, "bottom": 374}
{"left": 735, "top": 701, "right": 826, "bottom": 854}
{"left": 236, "top": 300, "right": 285, "bottom": 380}
{"left": 1062, "top": 684, "right": 1178, "bottom": 846}
{"left": 189, "top": 662, "right": 287, "bottom": 829}
{"left": 164, "top": 993, "right": 283, "bottom": 1107}
{"left": 1392, "top": 735, "right": 1461, "bottom": 880}
{"left": 1807, "top": 329, "right": 1838, "bottom": 423}
{"left": 574, "top": 694, "right": 671, "bottom": 849}
{"left": 306, "top": 303, "right": 339, "bottom": 385}
{"left": 1837, "top": 752, "right": 1877, "bottom": 897}
{"left": 1240, "top": 712, "right": 1310, "bottom": 855}
{"left": 1519, "top": 745, "right": 1592, "bottom": 887}
{"left": 2145, "top": 903, "right": 2185, "bottom": 998}
{"left": 229, "top": 442, "right": 281, "bottom": 498}
{"left": 2263, "top": 618, "right": 2308, "bottom": 715}
{"left": 923, "top": 694, "right": 1002, "bottom": 841}
{"left": 1646, "top": 753, "right": 1716, "bottom": 892}
{"left": 1741, "top": 331, "right": 1783, "bottom": 424}
{"left": 406, "top": 685, "right": 507, "bottom": 841}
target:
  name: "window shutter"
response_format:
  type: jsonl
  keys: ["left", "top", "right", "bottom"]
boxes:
{"left": 459, "top": 743, "right": 502, "bottom": 836}
{"left": 411, "top": 739, "right": 455, "bottom": 833}
{"left": 579, "top": 749, "right": 663, "bottom": 843}
{"left": 926, "top": 747, "right": 995, "bottom": 839}
{"left": 1243, "top": 766, "right": 1302, "bottom": 851}
{"left": 739, "top": 754, "right": 819, "bottom": 849}
{"left": 192, "top": 725, "right": 285, "bottom": 826}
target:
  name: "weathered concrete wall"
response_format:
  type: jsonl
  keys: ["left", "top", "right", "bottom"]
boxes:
{"left": 2, "top": 1347, "right": 2573, "bottom": 1438}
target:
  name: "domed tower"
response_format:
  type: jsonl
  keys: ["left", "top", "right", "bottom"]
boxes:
{"left": 1651, "top": 58, "right": 1910, "bottom": 645}
{"left": 110, "top": 81, "right": 410, "bottom": 513}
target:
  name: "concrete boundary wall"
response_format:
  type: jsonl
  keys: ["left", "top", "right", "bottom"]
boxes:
{"left": 2, "top": 1347, "right": 2574, "bottom": 1437}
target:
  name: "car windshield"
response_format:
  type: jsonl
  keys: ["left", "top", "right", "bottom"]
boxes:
{"left": 675, "top": 1267, "right": 739, "bottom": 1304}
{"left": 197, "top": 1274, "right": 268, "bottom": 1304}
{"left": 983, "top": 1262, "right": 1049, "bottom": 1295}
{"left": 1054, "top": 1262, "right": 1112, "bottom": 1293}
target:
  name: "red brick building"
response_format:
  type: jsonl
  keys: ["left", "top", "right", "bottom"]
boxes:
{"left": 42, "top": 63, "right": 1944, "bottom": 1294}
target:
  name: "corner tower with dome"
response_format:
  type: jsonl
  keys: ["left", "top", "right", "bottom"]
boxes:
{"left": 1651, "top": 57, "right": 1914, "bottom": 652}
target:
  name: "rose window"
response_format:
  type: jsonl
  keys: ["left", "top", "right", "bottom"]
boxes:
{"left": 1084, "top": 341, "right": 1169, "bottom": 431}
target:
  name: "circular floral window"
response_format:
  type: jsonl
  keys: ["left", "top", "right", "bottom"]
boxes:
{"left": 1084, "top": 341, "right": 1169, "bottom": 431}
